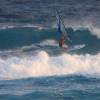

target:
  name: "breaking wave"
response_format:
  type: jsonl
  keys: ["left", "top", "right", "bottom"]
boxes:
{"left": 0, "top": 51, "right": 100, "bottom": 80}
{"left": 0, "top": 24, "right": 100, "bottom": 80}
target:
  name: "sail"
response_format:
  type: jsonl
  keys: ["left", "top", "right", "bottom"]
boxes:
{"left": 55, "top": 9, "right": 71, "bottom": 41}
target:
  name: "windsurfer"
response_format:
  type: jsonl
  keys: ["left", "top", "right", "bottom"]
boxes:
{"left": 59, "top": 35, "right": 68, "bottom": 49}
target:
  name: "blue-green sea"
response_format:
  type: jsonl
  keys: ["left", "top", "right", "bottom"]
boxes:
{"left": 0, "top": 0, "right": 100, "bottom": 100}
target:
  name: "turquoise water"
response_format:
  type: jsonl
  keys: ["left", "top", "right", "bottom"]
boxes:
{"left": 0, "top": 0, "right": 100, "bottom": 99}
{"left": 0, "top": 27, "right": 100, "bottom": 100}
{"left": 0, "top": 27, "right": 99, "bottom": 54}
{"left": 0, "top": 76, "right": 100, "bottom": 100}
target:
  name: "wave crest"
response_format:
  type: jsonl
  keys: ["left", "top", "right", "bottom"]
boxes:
{"left": 0, "top": 51, "right": 100, "bottom": 80}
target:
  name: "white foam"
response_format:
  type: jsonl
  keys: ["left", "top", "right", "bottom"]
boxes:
{"left": 89, "top": 26, "right": 100, "bottom": 39}
{"left": 53, "top": 20, "right": 100, "bottom": 39}
{"left": 39, "top": 39, "right": 58, "bottom": 46}
{"left": 0, "top": 23, "right": 100, "bottom": 39}
{"left": 70, "top": 25, "right": 100, "bottom": 39}
{"left": 0, "top": 23, "right": 44, "bottom": 30}
{"left": 0, "top": 51, "right": 100, "bottom": 80}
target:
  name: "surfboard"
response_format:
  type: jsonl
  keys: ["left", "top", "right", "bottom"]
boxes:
{"left": 67, "top": 44, "right": 85, "bottom": 51}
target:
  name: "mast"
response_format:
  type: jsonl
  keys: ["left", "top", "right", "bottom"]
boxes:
{"left": 55, "top": 8, "right": 71, "bottom": 42}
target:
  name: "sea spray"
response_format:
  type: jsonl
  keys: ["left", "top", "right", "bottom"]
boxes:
{"left": 0, "top": 51, "right": 100, "bottom": 80}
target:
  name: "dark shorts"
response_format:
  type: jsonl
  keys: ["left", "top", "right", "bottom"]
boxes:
{"left": 59, "top": 42, "right": 62, "bottom": 47}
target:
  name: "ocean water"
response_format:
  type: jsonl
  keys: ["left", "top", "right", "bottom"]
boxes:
{"left": 0, "top": 0, "right": 100, "bottom": 100}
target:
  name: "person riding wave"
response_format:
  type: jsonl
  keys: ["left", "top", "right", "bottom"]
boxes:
{"left": 59, "top": 35, "right": 68, "bottom": 49}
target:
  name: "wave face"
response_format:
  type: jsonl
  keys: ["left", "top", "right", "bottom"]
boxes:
{"left": 0, "top": 27, "right": 99, "bottom": 80}
{"left": 0, "top": 27, "right": 100, "bottom": 53}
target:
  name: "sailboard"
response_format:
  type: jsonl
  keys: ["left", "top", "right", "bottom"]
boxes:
{"left": 55, "top": 8, "right": 85, "bottom": 51}
{"left": 67, "top": 44, "right": 85, "bottom": 51}
{"left": 55, "top": 9, "right": 71, "bottom": 42}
